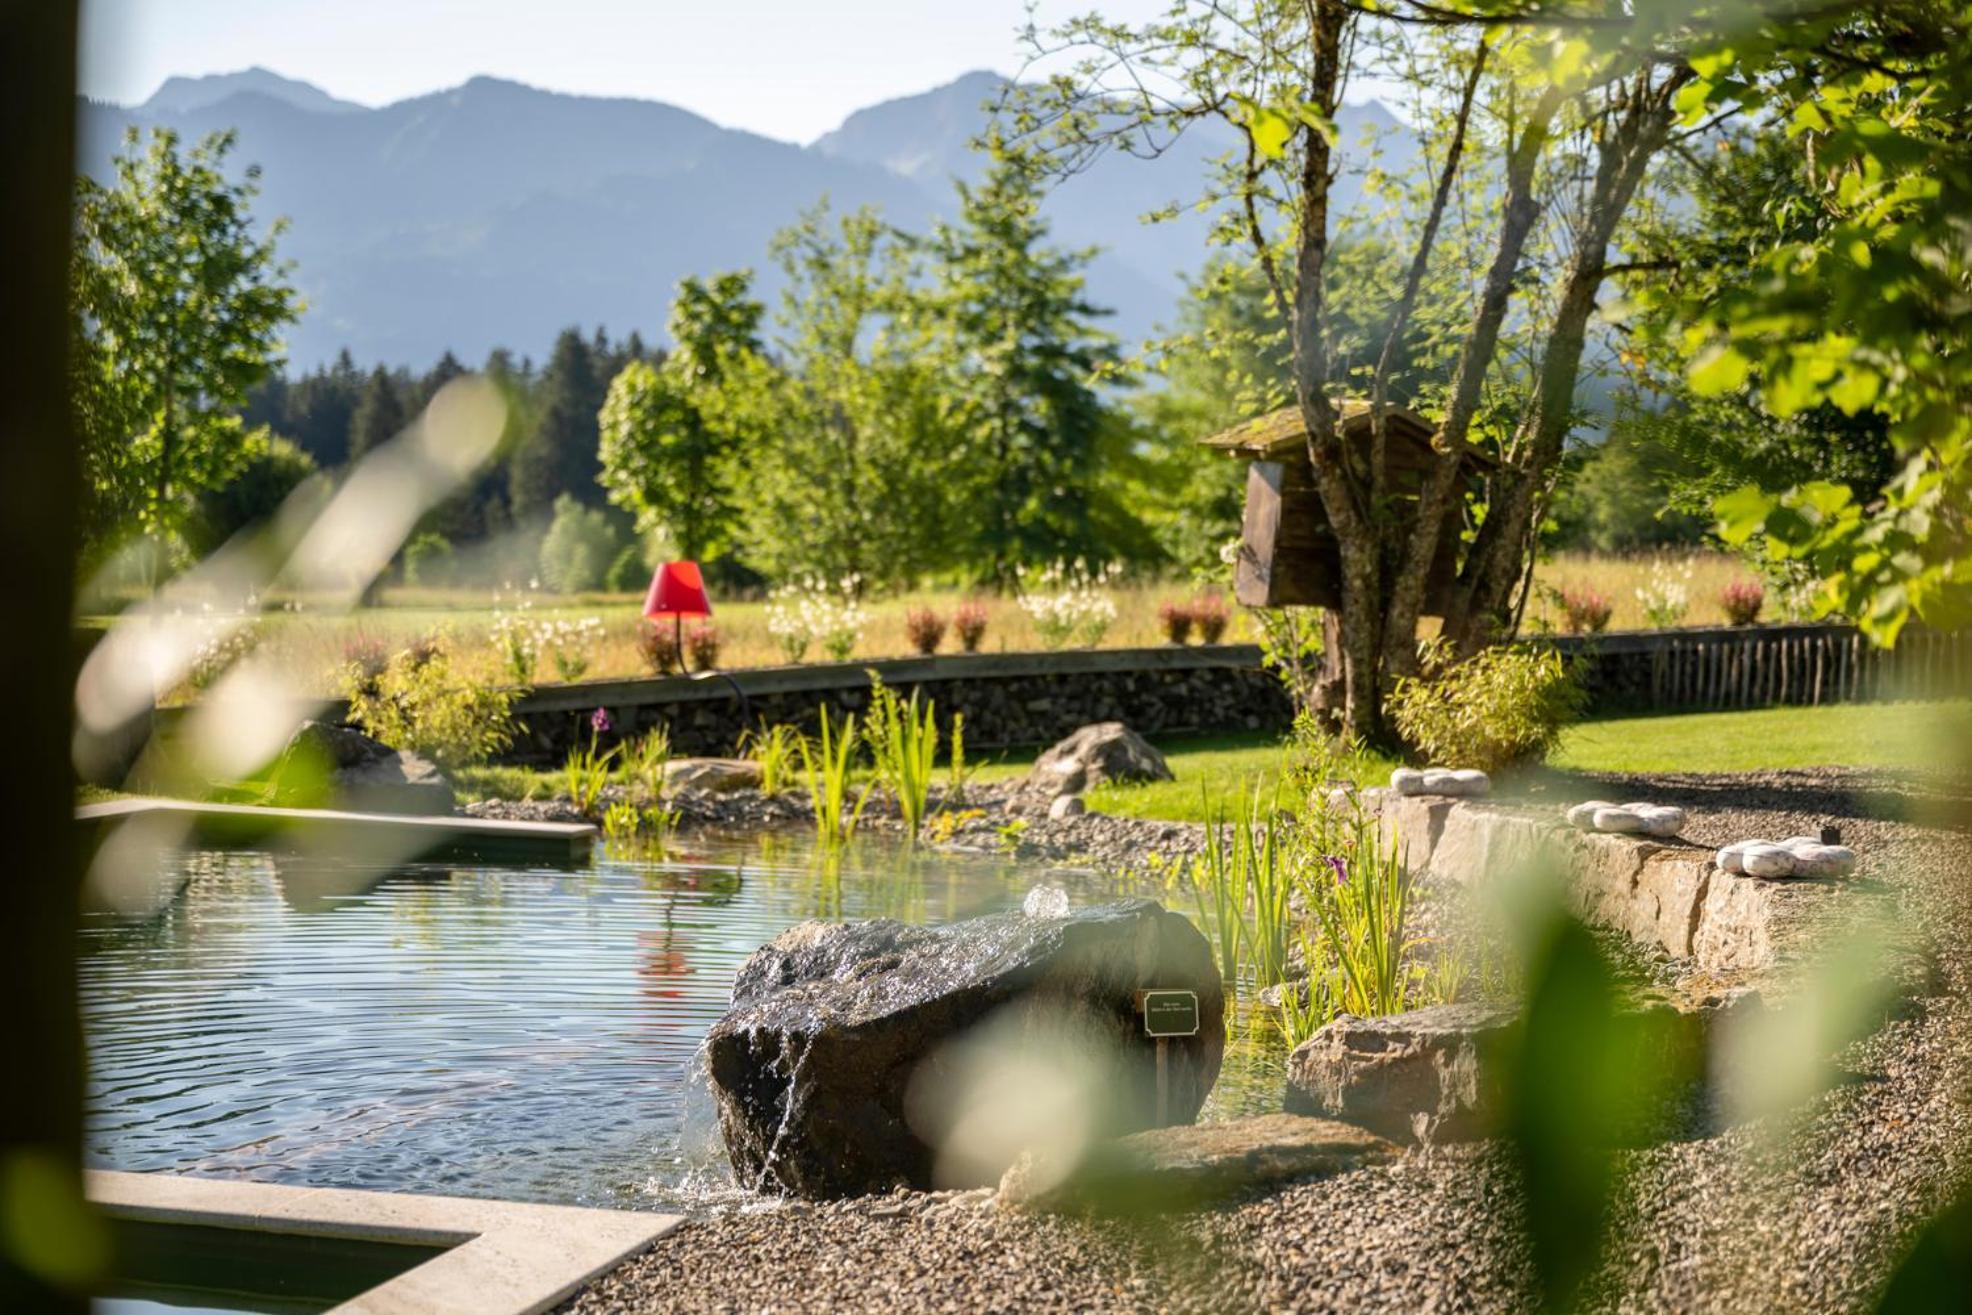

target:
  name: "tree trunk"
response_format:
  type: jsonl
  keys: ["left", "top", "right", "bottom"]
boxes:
{"left": 0, "top": 2, "right": 87, "bottom": 1310}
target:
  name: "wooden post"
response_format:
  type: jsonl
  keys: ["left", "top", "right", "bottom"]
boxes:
{"left": 1155, "top": 1037, "right": 1170, "bottom": 1126}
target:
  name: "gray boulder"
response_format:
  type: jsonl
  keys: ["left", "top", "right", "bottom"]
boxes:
{"left": 1285, "top": 1003, "right": 1515, "bottom": 1144}
{"left": 704, "top": 899, "right": 1223, "bottom": 1199}
{"left": 1028, "top": 723, "right": 1172, "bottom": 795}
{"left": 276, "top": 721, "right": 454, "bottom": 816}
{"left": 663, "top": 757, "right": 763, "bottom": 794}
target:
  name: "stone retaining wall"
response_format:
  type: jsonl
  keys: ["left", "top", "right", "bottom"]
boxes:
{"left": 510, "top": 646, "right": 1294, "bottom": 761}
{"left": 1362, "top": 792, "right": 1849, "bottom": 978}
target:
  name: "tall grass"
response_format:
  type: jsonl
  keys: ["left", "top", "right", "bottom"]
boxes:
{"left": 741, "top": 722, "right": 802, "bottom": 796}
{"left": 619, "top": 725, "right": 671, "bottom": 801}
{"left": 1188, "top": 783, "right": 1293, "bottom": 991}
{"left": 562, "top": 734, "right": 618, "bottom": 815}
{"left": 864, "top": 677, "right": 939, "bottom": 842}
{"left": 798, "top": 705, "right": 870, "bottom": 846}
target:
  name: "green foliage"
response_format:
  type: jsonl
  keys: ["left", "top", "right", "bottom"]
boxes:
{"left": 561, "top": 731, "right": 619, "bottom": 816}
{"left": 598, "top": 272, "right": 762, "bottom": 562}
{"left": 863, "top": 676, "right": 940, "bottom": 842}
{"left": 348, "top": 364, "right": 408, "bottom": 461}
{"left": 1641, "top": 14, "right": 1972, "bottom": 642}
{"left": 188, "top": 429, "right": 318, "bottom": 554}
{"left": 719, "top": 206, "right": 964, "bottom": 586}
{"left": 537, "top": 493, "right": 623, "bottom": 593}
{"left": 71, "top": 126, "right": 300, "bottom": 559}
{"left": 798, "top": 705, "right": 871, "bottom": 847}
{"left": 619, "top": 725, "right": 672, "bottom": 801}
{"left": 1389, "top": 642, "right": 1585, "bottom": 773}
{"left": 509, "top": 328, "right": 606, "bottom": 521}
{"left": 344, "top": 639, "right": 516, "bottom": 768}
{"left": 401, "top": 532, "right": 454, "bottom": 587}
{"left": 1189, "top": 783, "right": 1293, "bottom": 991}
{"left": 930, "top": 153, "right": 1125, "bottom": 583}
{"left": 740, "top": 723, "right": 802, "bottom": 796}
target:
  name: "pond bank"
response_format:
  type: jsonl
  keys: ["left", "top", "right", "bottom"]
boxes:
{"left": 554, "top": 767, "right": 1972, "bottom": 1313}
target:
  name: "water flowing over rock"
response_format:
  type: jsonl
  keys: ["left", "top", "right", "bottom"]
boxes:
{"left": 704, "top": 899, "right": 1224, "bottom": 1199}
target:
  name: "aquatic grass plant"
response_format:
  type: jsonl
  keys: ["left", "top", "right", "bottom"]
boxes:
{"left": 799, "top": 705, "right": 871, "bottom": 846}
{"left": 864, "top": 676, "right": 939, "bottom": 841}
{"left": 741, "top": 722, "right": 803, "bottom": 796}
{"left": 562, "top": 708, "right": 619, "bottom": 815}
{"left": 943, "top": 711, "right": 974, "bottom": 806}
{"left": 1188, "top": 782, "right": 1293, "bottom": 992}
{"left": 619, "top": 724, "right": 672, "bottom": 801}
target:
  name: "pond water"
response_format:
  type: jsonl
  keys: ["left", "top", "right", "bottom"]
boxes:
{"left": 80, "top": 833, "right": 1282, "bottom": 1212}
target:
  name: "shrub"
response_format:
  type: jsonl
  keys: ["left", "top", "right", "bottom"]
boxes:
{"left": 537, "top": 493, "right": 623, "bottom": 594}
{"left": 604, "top": 544, "right": 647, "bottom": 594}
{"left": 344, "top": 637, "right": 516, "bottom": 767}
{"left": 1194, "top": 594, "right": 1231, "bottom": 643}
{"left": 953, "top": 601, "right": 989, "bottom": 653}
{"left": 686, "top": 622, "right": 720, "bottom": 669}
{"left": 639, "top": 622, "right": 681, "bottom": 675}
{"left": 1633, "top": 558, "right": 1693, "bottom": 628}
{"left": 1388, "top": 641, "right": 1586, "bottom": 774}
{"left": 1017, "top": 560, "right": 1120, "bottom": 649}
{"left": 1158, "top": 601, "right": 1195, "bottom": 644}
{"left": 905, "top": 607, "right": 947, "bottom": 655}
{"left": 342, "top": 635, "right": 390, "bottom": 697}
{"left": 1720, "top": 579, "right": 1764, "bottom": 626}
{"left": 1559, "top": 586, "right": 1614, "bottom": 634}
{"left": 766, "top": 575, "right": 868, "bottom": 664}
{"left": 401, "top": 532, "right": 455, "bottom": 587}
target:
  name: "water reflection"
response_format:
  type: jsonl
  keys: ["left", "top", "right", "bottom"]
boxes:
{"left": 79, "top": 834, "right": 1283, "bottom": 1212}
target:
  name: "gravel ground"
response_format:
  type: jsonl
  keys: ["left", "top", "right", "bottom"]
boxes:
{"left": 556, "top": 766, "right": 1971, "bottom": 1314}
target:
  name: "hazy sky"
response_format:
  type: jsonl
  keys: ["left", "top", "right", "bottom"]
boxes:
{"left": 80, "top": 0, "right": 1199, "bottom": 143}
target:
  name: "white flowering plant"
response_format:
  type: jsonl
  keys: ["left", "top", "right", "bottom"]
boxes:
{"left": 1016, "top": 560, "right": 1121, "bottom": 650}
{"left": 1634, "top": 558, "right": 1693, "bottom": 629}
{"left": 538, "top": 615, "right": 606, "bottom": 682}
{"left": 767, "top": 575, "right": 868, "bottom": 664}
{"left": 490, "top": 591, "right": 540, "bottom": 684}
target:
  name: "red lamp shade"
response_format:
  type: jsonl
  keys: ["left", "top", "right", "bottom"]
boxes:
{"left": 643, "top": 561, "right": 712, "bottom": 619}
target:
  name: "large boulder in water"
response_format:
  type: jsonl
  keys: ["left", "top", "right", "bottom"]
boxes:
{"left": 704, "top": 898, "right": 1223, "bottom": 1199}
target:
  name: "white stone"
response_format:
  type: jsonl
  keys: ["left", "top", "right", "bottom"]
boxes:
{"left": 1567, "top": 800, "right": 1617, "bottom": 831}
{"left": 1788, "top": 844, "right": 1856, "bottom": 878}
{"left": 1390, "top": 768, "right": 1427, "bottom": 796}
{"left": 1591, "top": 806, "right": 1647, "bottom": 834}
{"left": 1778, "top": 835, "right": 1824, "bottom": 853}
{"left": 1633, "top": 805, "right": 1687, "bottom": 838}
{"left": 1739, "top": 843, "right": 1798, "bottom": 879}
{"left": 1715, "top": 842, "right": 1754, "bottom": 874}
{"left": 1326, "top": 787, "right": 1357, "bottom": 813}
{"left": 1420, "top": 768, "right": 1460, "bottom": 795}
{"left": 1448, "top": 768, "right": 1492, "bottom": 796}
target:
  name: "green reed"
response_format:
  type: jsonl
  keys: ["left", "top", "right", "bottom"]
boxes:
{"left": 562, "top": 732, "right": 619, "bottom": 816}
{"left": 799, "top": 705, "right": 870, "bottom": 846}
{"left": 740, "top": 722, "right": 802, "bottom": 796}
{"left": 619, "top": 725, "right": 672, "bottom": 801}
{"left": 864, "top": 676, "right": 939, "bottom": 842}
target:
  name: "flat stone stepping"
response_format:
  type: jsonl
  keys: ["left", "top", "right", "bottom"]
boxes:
{"left": 997, "top": 1112, "right": 1393, "bottom": 1215}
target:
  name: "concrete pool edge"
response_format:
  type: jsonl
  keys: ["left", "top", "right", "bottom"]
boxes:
{"left": 88, "top": 1169, "right": 680, "bottom": 1314}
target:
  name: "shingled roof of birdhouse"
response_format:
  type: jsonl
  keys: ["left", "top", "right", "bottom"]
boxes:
{"left": 1198, "top": 400, "right": 1498, "bottom": 470}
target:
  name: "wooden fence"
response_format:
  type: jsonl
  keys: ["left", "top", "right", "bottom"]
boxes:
{"left": 1548, "top": 622, "right": 1972, "bottom": 712}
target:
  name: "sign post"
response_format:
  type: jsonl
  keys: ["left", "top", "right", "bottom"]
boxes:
{"left": 1137, "top": 989, "right": 1200, "bottom": 1125}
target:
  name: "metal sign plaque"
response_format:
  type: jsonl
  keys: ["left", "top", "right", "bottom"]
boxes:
{"left": 1141, "top": 989, "right": 1200, "bottom": 1038}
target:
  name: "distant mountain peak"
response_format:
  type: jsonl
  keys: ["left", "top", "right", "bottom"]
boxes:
{"left": 142, "top": 67, "right": 363, "bottom": 117}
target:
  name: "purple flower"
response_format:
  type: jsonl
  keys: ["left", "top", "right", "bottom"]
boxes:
{"left": 591, "top": 707, "right": 613, "bottom": 735}
{"left": 1324, "top": 854, "right": 1348, "bottom": 887}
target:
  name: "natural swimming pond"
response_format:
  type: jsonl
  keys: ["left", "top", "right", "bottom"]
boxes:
{"left": 80, "top": 833, "right": 1282, "bottom": 1212}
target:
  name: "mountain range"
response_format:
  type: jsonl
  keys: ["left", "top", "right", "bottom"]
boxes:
{"left": 78, "top": 68, "right": 1415, "bottom": 370}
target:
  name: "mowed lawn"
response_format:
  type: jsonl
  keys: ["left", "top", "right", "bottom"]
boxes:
{"left": 1049, "top": 699, "right": 1972, "bottom": 820}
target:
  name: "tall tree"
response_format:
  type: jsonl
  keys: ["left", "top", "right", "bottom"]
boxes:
{"left": 1015, "top": 2, "right": 1696, "bottom": 738}
{"left": 719, "top": 205, "right": 962, "bottom": 586}
{"left": 346, "top": 364, "right": 407, "bottom": 461}
{"left": 598, "top": 272, "right": 763, "bottom": 562}
{"left": 509, "top": 327, "right": 604, "bottom": 520}
{"left": 931, "top": 154, "right": 1121, "bottom": 584}
{"left": 70, "top": 126, "right": 299, "bottom": 566}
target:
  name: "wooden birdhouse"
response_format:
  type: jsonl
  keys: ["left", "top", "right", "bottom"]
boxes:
{"left": 1199, "top": 400, "right": 1496, "bottom": 615}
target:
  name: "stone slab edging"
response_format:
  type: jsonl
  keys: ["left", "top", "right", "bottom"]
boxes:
{"left": 87, "top": 1169, "right": 679, "bottom": 1315}
{"left": 515, "top": 643, "right": 1268, "bottom": 714}
{"left": 76, "top": 798, "right": 595, "bottom": 866}
{"left": 1361, "top": 792, "right": 1853, "bottom": 978}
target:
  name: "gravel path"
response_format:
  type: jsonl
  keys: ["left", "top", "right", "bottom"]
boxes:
{"left": 558, "top": 766, "right": 1970, "bottom": 1314}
